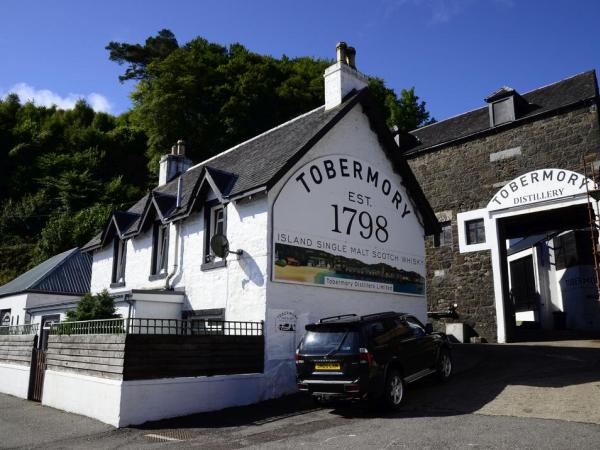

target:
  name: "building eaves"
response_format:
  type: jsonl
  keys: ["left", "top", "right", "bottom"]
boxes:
{"left": 403, "top": 70, "right": 599, "bottom": 156}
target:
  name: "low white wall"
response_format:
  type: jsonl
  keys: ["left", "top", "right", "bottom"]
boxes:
{"left": 119, "top": 373, "right": 265, "bottom": 427}
{"left": 42, "top": 370, "right": 123, "bottom": 427}
{"left": 0, "top": 362, "right": 30, "bottom": 399}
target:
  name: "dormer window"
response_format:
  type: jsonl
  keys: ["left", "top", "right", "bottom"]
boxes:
{"left": 151, "top": 222, "right": 169, "bottom": 276}
{"left": 203, "top": 203, "right": 227, "bottom": 268}
{"left": 485, "top": 86, "right": 525, "bottom": 127}
{"left": 111, "top": 238, "right": 127, "bottom": 285}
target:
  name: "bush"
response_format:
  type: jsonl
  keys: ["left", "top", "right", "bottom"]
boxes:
{"left": 66, "top": 290, "right": 120, "bottom": 321}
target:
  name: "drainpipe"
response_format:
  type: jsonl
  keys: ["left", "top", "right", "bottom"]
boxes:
{"left": 166, "top": 177, "right": 183, "bottom": 290}
{"left": 166, "top": 221, "right": 180, "bottom": 290}
{"left": 122, "top": 294, "right": 134, "bottom": 333}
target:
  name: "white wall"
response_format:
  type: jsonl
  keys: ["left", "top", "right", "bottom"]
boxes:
{"left": 265, "top": 104, "right": 428, "bottom": 395}
{"left": 119, "top": 374, "right": 265, "bottom": 426}
{"left": 0, "top": 363, "right": 31, "bottom": 399}
{"left": 42, "top": 370, "right": 122, "bottom": 427}
{"left": 0, "top": 294, "right": 28, "bottom": 325}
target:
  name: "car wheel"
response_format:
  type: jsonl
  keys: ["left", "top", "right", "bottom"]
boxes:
{"left": 437, "top": 349, "right": 452, "bottom": 381}
{"left": 383, "top": 370, "right": 404, "bottom": 410}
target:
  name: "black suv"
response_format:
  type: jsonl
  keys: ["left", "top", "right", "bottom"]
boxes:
{"left": 296, "top": 311, "right": 452, "bottom": 409}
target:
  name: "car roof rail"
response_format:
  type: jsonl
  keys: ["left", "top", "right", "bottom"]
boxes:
{"left": 360, "top": 311, "right": 399, "bottom": 321}
{"left": 319, "top": 314, "right": 358, "bottom": 323}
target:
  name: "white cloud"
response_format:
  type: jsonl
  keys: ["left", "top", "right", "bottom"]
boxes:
{"left": 1, "top": 82, "right": 112, "bottom": 113}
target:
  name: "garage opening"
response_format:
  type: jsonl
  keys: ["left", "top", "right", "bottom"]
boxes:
{"left": 497, "top": 204, "right": 600, "bottom": 341}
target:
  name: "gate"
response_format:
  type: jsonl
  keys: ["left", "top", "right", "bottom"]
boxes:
{"left": 28, "top": 347, "right": 47, "bottom": 402}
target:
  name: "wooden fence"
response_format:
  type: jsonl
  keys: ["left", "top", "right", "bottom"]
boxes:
{"left": 0, "top": 334, "right": 36, "bottom": 366}
{"left": 45, "top": 334, "right": 264, "bottom": 381}
{"left": 123, "top": 335, "right": 264, "bottom": 380}
{"left": 46, "top": 334, "right": 126, "bottom": 380}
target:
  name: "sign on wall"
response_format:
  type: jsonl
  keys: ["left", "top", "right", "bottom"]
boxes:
{"left": 488, "top": 169, "right": 595, "bottom": 211}
{"left": 272, "top": 155, "right": 425, "bottom": 295}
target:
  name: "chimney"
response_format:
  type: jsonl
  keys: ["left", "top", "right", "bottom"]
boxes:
{"left": 324, "top": 42, "right": 368, "bottom": 110}
{"left": 158, "top": 139, "right": 192, "bottom": 186}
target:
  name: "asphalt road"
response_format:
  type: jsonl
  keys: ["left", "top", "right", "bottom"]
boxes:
{"left": 1, "top": 342, "right": 600, "bottom": 449}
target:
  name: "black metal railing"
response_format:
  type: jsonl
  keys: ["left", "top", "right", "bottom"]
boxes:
{"left": 49, "top": 318, "right": 264, "bottom": 336}
{"left": 0, "top": 323, "right": 39, "bottom": 335}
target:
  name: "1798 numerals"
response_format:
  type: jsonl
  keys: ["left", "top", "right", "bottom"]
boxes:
{"left": 331, "top": 204, "right": 389, "bottom": 243}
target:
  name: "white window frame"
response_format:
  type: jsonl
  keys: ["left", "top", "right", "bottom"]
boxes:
{"left": 152, "top": 222, "right": 169, "bottom": 275}
{"left": 112, "top": 238, "right": 127, "bottom": 284}
{"left": 457, "top": 209, "right": 491, "bottom": 253}
{"left": 205, "top": 204, "right": 226, "bottom": 263}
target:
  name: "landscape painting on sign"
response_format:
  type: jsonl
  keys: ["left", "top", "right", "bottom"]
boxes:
{"left": 274, "top": 243, "right": 425, "bottom": 295}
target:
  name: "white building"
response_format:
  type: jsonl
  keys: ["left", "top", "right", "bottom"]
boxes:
{"left": 0, "top": 248, "right": 91, "bottom": 329}
{"left": 40, "top": 43, "right": 439, "bottom": 423}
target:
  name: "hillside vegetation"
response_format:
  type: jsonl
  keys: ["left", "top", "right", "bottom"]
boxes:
{"left": 0, "top": 30, "right": 433, "bottom": 285}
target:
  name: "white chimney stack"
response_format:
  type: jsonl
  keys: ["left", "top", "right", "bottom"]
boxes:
{"left": 158, "top": 139, "right": 192, "bottom": 186}
{"left": 324, "top": 42, "right": 368, "bottom": 110}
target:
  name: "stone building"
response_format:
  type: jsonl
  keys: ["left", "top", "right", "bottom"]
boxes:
{"left": 400, "top": 70, "right": 600, "bottom": 343}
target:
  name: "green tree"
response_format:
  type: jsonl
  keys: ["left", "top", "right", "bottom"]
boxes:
{"left": 108, "top": 30, "right": 434, "bottom": 173}
{"left": 65, "top": 290, "right": 120, "bottom": 321}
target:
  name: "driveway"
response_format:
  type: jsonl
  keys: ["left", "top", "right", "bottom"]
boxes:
{"left": 1, "top": 341, "right": 599, "bottom": 449}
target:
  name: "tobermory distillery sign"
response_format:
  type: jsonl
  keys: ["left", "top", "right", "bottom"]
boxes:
{"left": 272, "top": 155, "right": 425, "bottom": 295}
{"left": 488, "top": 168, "right": 595, "bottom": 211}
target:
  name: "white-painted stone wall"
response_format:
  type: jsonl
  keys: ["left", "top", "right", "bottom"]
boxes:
{"left": 264, "top": 104, "right": 428, "bottom": 395}
{"left": 0, "top": 292, "right": 82, "bottom": 325}
{"left": 0, "top": 363, "right": 31, "bottom": 399}
{"left": 84, "top": 101, "right": 428, "bottom": 415}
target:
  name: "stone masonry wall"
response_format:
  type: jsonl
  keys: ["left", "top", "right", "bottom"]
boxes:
{"left": 406, "top": 103, "right": 600, "bottom": 342}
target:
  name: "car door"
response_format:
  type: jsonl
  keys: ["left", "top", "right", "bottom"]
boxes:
{"left": 393, "top": 317, "right": 423, "bottom": 376}
{"left": 405, "top": 316, "right": 437, "bottom": 369}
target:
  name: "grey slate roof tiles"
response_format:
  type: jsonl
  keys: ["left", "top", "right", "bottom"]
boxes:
{"left": 83, "top": 87, "right": 441, "bottom": 250}
{"left": 404, "top": 70, "right": 599, "bottom": 155}
{"left": 0, "top": 248, "right": 92, "bottom": 298}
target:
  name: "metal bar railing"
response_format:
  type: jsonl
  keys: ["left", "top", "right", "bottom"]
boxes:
{"left": 0, "top": 323, "right": 40, "bottom": 335}
{"left": 49, "top": 318, "right": 264, "bottom": 336}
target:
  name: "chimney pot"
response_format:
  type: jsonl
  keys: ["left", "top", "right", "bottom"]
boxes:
{"left": 176, "top": 139, "right": 186, "bottom": 156}
{"left": 336, "top": 42, "right": 348, "bottom": 64}
{"left": 346, "top": 47, "right": 356, "bottom": 69}
{"left": 171, "top": 145, "right": 177, "bottom": 155}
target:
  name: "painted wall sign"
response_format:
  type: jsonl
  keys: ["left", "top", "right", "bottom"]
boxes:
{"left": 275, "top": 311, "right": 297, "bottom": 332}
{"left": 272, "top": 155, "right": 425, "bottom": 295}
{"left": 488, "top": 169, "right": 595, "bottom": 211}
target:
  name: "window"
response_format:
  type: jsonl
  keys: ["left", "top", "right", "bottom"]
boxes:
{"left": 466, "top": 219, "right": 486, "bottom": 245}
{"left": 111, "top": 238, "right": 127, "bottom": 284}
{"left": 554, "top": 231, "right": 595, "bottom": 270}
{"left": 1, "top": 309, "right": 11, "bottom": 326}
{"left": 434, "top": 221, "right": 452, "bottom": 247}
{"left": 405, "top": 316, "right": 426, "bottom": 337}
{"left": 151, "top": 222, "right": 169, "bottom": 276}
{"left": 204, "top": 204, "right": 226, "bottom": 264}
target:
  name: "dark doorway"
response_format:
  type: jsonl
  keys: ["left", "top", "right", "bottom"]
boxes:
{"left": 497, "top": 204, "right": 600, "bottom": 342}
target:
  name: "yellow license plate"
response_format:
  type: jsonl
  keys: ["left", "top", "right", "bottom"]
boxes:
{"left": 315, "top": 362, "right": 341, "bottom": 370}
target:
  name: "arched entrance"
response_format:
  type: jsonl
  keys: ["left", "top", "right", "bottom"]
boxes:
{"left": 458, "top": 169, "right": 600, "bottom": 342}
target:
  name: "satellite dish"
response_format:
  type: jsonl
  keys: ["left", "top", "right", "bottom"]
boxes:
{"left": 210, "top": 234, "right": 230, "bottom": 258}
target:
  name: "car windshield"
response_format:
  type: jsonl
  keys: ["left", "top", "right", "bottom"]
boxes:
{"left": 301, "top": 329, "right": 359, "bottom": 354}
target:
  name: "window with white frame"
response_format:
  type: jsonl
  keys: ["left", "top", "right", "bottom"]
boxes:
{"left": 151, "top": 222, "right": 169, "bottom": 276}
{"left": 111, "top": 238, "right": 127, "bottom": 284}
{"left": 205, "top": 204, "right": 226, "bottom": 263}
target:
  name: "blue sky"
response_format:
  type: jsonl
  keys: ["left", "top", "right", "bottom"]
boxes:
{"left": 1, "top": 0, "right": 598, "bottom": 122}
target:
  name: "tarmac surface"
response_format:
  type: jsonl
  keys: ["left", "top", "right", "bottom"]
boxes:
{"left": 1, "top": 340, "right": 599, "bottom": 449}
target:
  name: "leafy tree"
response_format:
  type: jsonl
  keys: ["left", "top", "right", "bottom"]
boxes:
{"left": 65, "top": 290, "right": 120, "bottom": 321}
{"left": 108, "top": 30, "right": 434, "bottom": 173}
{"left": 0, "top": 95, "right": 149, "bottom": 282}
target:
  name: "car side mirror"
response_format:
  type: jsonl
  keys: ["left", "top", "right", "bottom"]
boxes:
{"left": 425, "top": 323, "right": 434, "bottom": 334}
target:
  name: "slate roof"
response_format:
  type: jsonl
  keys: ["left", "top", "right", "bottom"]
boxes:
{"left": 402, "top": 70, "right": 599, "bottom": 155}
{"left": 0, "top": 248, "right": 92, "bottom": 299}
{"left": 83, "top": 88, "right": 440, "bottom": 251}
